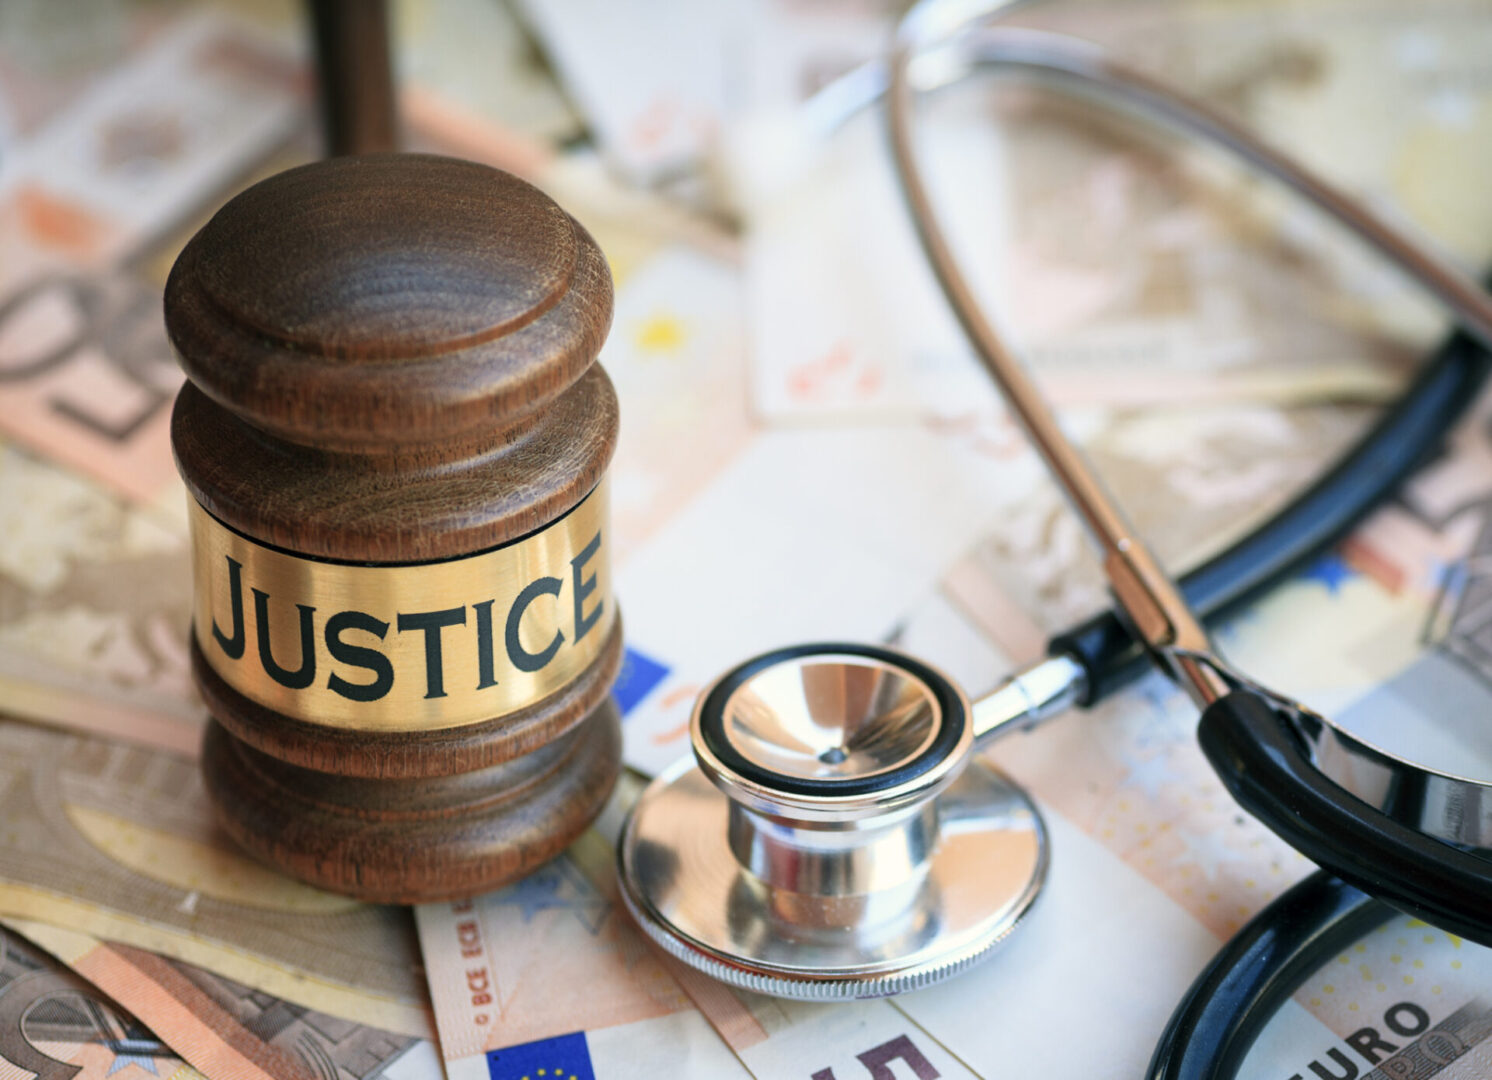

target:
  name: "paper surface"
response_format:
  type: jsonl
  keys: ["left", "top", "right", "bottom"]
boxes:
{"left": 0, "top": 720, "right": 433, "bottom": 1039}
{"left": 12, "top": 918, "right": 438, "bottom": 1080}
{"left": 0, "top": 921, "right": 207, "bottom": 1080}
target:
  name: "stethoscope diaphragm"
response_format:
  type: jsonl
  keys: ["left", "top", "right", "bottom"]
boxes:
{"left": 616, "top": 643, "right": 1048, "bottom": 999}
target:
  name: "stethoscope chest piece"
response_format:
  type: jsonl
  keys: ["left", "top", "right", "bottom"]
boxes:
{"left": 617, "top": 643, "right": 1049, "bottom": 999}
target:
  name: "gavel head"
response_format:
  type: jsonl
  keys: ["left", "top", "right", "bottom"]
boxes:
{"left": 166, "top": 153, "right": 622, "bottom": 903}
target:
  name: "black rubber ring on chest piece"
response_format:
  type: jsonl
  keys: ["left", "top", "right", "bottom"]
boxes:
{"left": 696, "top": 642, "right": 967, "bottom": 799}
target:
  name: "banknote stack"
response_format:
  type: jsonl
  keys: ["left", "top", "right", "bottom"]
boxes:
{"left": 2, "top": 1, "right": 1492, "bottom": 1078}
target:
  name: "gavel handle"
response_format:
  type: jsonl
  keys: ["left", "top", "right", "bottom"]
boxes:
{"left": 306, "top": 0, "right": 398, "bottom": 156}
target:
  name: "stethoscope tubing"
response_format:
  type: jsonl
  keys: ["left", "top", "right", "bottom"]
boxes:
{"left": 878, "top": 7, "right": 1492, "bottom": 704}
{"left": 1052, "top": 295, "right": 1492, "bottom": 705}
{"left": 884, "top": 0, "right": 1492, "bottom": 945}
{"left": 803, "top": 1, "right": 1492, "bottom": 707}
{"left": 1146, "top": 870, "right": 1387, "bottom": 1080}
{"left": 1198, "top": 690, "right": 1492, "bottom": 948}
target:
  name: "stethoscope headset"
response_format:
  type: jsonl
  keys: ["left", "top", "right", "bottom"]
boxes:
{"left": 613, "top": 2, "right": 1492, "bottom": 1075}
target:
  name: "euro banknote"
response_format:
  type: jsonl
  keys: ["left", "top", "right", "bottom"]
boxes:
{"left": 740, "top": 0, "right": 1492, "bottom": 424}
{"left": 0, "top": 719, "right": 433, "bottom": 1040}
{"left": 1240, "top": 909, "right": 1492, "bottom": 1079}
{"left": 417, "top": 778, "right": 999, "bottom": 1080}
{"left": 0, "top": 11, "right": 301, "bottom": 504}
{"left": 508, "top": 0, "right": 890, "bottom": 184}
{"left": 0, "top": 2, "right": 716, "bottom": 516}
{"left": 11, "top": 919, "right": 440, "bottom": 1080}
{"left": 0, "top": 439, "right": 199, "bottom": 756}
{"left": 0, "top": 919, "right": 206, "bottom": 1080}
{"left": 610, "top": 393, "right": 1383, "bottom": 775}
{"left": 416, "top": 777, "right": 750, "bottom": 1080}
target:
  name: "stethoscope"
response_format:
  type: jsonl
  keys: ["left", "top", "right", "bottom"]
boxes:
{"left": 615, "top": 0, "right": 1492, "bottom": 1067}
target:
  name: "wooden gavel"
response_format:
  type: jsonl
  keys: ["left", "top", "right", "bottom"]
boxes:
{"left": 166, "top": 153, "right": 622, "bottom": 902}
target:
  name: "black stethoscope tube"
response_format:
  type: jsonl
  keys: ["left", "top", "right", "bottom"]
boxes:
{"left": 1048, "top": 306, "right": 1492, "bottom": 706}
{"left": 1199, "top": 690, "right": 1492, "bottom": 947}
{"left": 1146, "top": 870, "right": 1387, "bottom": 1080}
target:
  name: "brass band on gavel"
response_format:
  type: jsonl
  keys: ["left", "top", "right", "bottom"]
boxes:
{"left": 166, "top": 153, "right": 622, "bottom": 902}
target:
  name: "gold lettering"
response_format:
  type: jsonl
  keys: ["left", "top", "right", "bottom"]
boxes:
{"left": 188, "top": 481, "right": 613, "bottom": 732}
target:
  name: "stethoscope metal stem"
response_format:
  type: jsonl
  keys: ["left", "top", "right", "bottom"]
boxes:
{"left": 970, "top": 653, "right": 1085, "bottom": 744}
{"left": 887, "top": 14, "right": 1222, "bottom": 707}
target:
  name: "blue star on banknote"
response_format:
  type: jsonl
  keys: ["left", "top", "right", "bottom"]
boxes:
{"left": 105, "top": 1054, "right": 160, "bottom": 1076}
{"left": 492, "top": 860, "right": 607, "bottom": 932}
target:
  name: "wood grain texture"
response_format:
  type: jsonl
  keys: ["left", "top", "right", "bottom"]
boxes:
{"left": 307, "top": 0, "right": 397, "bottom": 156}
{"left": 166, "top": 154, "right": 612, "bottom": 455}
{"left": 201, "top": 703, "right": 622, "bottom": 903}
{"left": 168, "top": 154, "right": 622, "bottom": 900}
{"left": 170, "top": 368, "right": 617, "bottom": 562}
